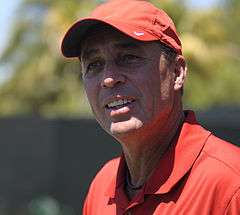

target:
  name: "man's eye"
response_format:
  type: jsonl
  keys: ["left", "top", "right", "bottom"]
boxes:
{"left": 85, "top": 61, "right": 104, "bottom": 74}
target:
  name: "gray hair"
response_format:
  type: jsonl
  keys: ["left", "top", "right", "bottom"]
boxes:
{"left": 158, "top": 42, "right": 178, "bottom": 61}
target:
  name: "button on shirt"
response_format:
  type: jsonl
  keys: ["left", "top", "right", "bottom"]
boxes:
{"left": 83, "top": 111, "right": 240, "bottom": 214}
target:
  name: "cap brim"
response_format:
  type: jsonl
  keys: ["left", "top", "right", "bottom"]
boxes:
{"left": 61, "top": 18, "right": 158, "bottom": 58}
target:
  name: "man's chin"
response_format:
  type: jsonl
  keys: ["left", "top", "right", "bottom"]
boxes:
{"left": 109, "top": 118, "right": 143, "bottom": 137}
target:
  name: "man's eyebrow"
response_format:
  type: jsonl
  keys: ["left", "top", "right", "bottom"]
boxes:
{"left": 81, "top": 48, "right": 99, "bottom": 62}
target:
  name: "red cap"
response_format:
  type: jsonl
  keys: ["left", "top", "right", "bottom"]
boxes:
{"left": 61, "top": 0, "right": 182, "bottom": 58}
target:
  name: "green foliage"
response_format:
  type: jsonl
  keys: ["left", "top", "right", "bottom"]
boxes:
{"left": 0, "top": 0, "right": 95, "bottom": 118}
{"left": 0, "top": 0, "right": 239, "bottom": 118}
{"left": 181, "top": 0, "right": 240, "bottom": 109}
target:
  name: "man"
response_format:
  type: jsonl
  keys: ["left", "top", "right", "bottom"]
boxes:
{"left": 61, "top": 0, "right": 240, "bottom": 214}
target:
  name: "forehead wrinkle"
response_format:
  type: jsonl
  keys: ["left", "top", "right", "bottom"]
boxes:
{"left": 114, "top": 41, "right": 142, "bottom": 51}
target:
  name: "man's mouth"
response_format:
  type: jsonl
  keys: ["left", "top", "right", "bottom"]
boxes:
{"left": 106, "top": 99, "right": 135, "bottom": 109}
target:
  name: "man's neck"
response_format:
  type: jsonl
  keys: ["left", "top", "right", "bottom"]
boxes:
{"left": 120, "top": 110, "right": 185, "bottom": 199}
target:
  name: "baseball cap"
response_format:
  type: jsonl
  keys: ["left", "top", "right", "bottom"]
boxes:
{"left": 61, "top": 0, "right": 182, "bottom": 58}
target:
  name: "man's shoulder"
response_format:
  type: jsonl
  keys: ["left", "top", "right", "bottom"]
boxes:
{"left": 202, "top": 134, "right": 240, "bottom": 176}
{"left": 83, "top": 157, "right": 122, "bottom": 212}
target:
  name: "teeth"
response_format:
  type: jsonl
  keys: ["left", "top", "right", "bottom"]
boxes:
{"left": 107, "top": 99, "right": 133, "bottom": 108}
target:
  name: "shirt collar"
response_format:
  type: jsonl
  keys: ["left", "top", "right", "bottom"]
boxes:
{"left": 105, "top": 110, "right": 211, "bottom": 198}
{"left": 105, "top": 153, "right": 126, "bottom": 199}
{"left": 144, "top": 110, "right": 211, "bottom": 194}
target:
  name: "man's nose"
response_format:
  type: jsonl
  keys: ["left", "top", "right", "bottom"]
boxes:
{"left": 101, "top": 65, "right": 126, "bottom": 88}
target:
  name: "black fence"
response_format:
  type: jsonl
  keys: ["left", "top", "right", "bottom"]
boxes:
{"left": 0, "top": 108, "right": 239, "bottom": 214}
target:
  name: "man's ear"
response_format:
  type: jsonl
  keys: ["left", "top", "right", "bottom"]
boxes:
{"left": 174, "top": 55, "right": 187, "bottom": 91}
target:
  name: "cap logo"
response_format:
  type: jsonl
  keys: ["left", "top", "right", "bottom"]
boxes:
{"left": 134, "top": 31, "right": 145, "bottom": 36}
{"left": 103, "top": 15, "right": 113, "bottom": 19}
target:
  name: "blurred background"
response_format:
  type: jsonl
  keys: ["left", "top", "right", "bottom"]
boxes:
{"left": 0, "top": 0, "right": 239, "bottom": 214}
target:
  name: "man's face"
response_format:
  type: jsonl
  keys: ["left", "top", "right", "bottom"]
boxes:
{"left": 80, "top": 26, "right": 179, "bottom": 139}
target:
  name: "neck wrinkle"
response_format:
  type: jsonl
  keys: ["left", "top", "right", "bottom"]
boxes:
{"left": 122, "top": 110, "right": 185, "bottom": 189}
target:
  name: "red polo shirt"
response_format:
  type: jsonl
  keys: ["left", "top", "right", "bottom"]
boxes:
{"left": 83, "top": 111, "right": 240, "bottom": 215}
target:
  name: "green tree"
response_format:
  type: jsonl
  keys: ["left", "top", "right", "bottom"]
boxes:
{"left": 0, "top": 0, "right": 97, "bottom": 118}
{"left": 0, "top": 0, "right": 239, "bottom": 118}
{"left": 181, "top": 0, "right": 240, "bottom": 109}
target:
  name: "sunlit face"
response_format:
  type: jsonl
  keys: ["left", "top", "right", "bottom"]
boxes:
{"left": 80, "top": 25, "right": 180, "bottom": 139}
